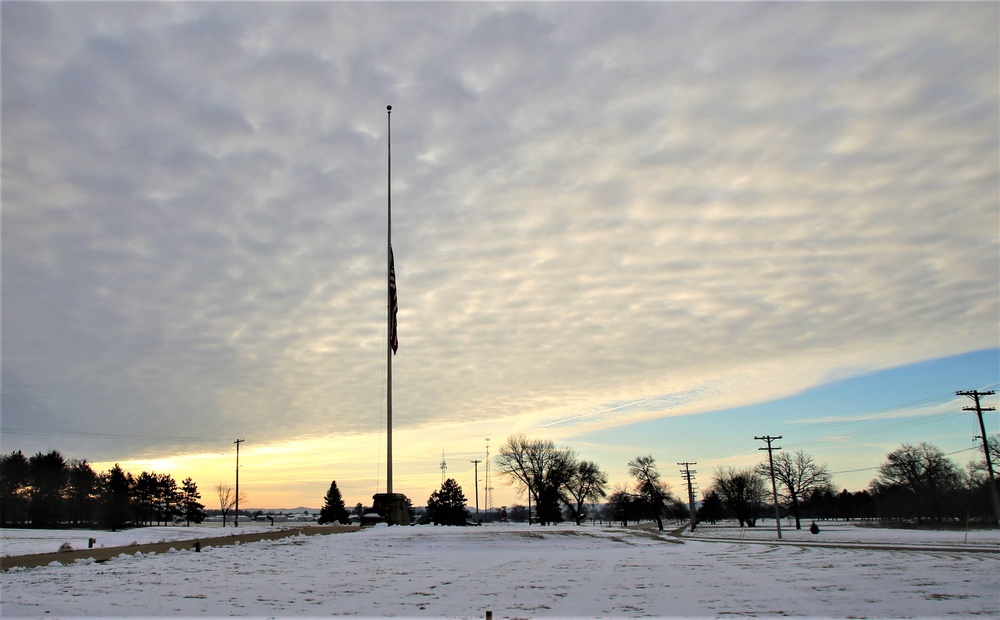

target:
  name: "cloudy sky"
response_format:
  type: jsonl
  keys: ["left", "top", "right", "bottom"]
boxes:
{"left": 3, "top": 2, "right": 997, "bottom": 509}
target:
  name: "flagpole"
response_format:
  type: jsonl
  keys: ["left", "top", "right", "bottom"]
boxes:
{"left": 374, "top": 104, "right": 407, "bottom": 525}
{"left": 386, "top": 104, "right": 393, "bottom": 496}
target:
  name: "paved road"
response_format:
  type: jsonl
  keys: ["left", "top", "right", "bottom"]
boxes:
{"left": 1, "top": 525, "right": 359, "bottom": 571}
{"left": 659, "top": 523, "right": 999, "bottom": 554}
{"left": 680, "top": 534, "right": 999, "bottom": 553}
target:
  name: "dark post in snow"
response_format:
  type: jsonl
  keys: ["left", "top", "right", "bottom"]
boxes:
{"left": 957, "top": 390, "right": 999, "bottom": 527}
{"left": 234, "top": 438, "right": 244, "bottom": 527}
{"left": 756, "top": 435, "right": 782, "bottom": 540}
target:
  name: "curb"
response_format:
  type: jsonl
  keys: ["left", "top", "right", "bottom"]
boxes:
{"left": 1, "top": 525, "right": 359, "bottom": 571}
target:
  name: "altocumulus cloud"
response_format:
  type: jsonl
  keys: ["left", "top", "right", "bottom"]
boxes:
{"left": 2, "top": 3, "right": 997, "bottom": 461}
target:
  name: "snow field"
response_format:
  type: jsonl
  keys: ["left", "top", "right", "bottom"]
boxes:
{"left": 2, "top": 522, "right": 998, "bottom": 618}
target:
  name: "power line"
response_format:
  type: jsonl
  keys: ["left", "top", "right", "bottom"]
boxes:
{"left": 782, "top": 391, "right": 966, "bottom": 436}
{"left": 828, "top": 446, "right": 980, "bottom": 475}
{"left": 790, "top": 411, "right": 968, "bottom": 449}
{"left": 240, "top": 468, "right": 329, "bottom": 486}
{"left": 691, "top": 389, "right": 986, "bottom": 468}
{"left": 0, "top": 426, "right": 228, "bottom": 443}
{"left": 829, "top": 466, "right": 880, "bottom": 475}
{"left": 696, "top": 408, "right": 962, "bottom": 466}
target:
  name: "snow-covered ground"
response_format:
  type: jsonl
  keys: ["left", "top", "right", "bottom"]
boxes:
{"left": 682, "top": 519, "right": 1000, "bottom": 546}
{"left": 2, "top": 521, "right": 998, "bottom": 618}
{"left": 0, "top": 522, "right": 281, "bottom": 557}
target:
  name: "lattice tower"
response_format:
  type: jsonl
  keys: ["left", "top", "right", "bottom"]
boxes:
{"left": 484, "top": 438, "right": 494, "bottom": 513}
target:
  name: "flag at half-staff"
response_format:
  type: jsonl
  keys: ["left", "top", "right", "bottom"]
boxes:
{"left": 389, "top": 246, "right": 398, "bottom": 354}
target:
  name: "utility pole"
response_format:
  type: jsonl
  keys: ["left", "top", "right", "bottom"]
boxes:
{"left": 678, "top": 462, "right": 698, "bottom": 532}
{"left": 756, "top": 435, "right": 782, "bottom": 540}
{"left": 957, "top": 390, "right": 999, "bottom": 526}
{"left": 234, "top": 439, "right": 244, "bottom": 527}
{"left": 470, "top": 459, "right": 481, "bottom": 524}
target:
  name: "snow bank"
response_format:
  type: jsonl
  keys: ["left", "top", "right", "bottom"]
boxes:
{"left": 1, "top": 523, "right": 280, "bottom": 557}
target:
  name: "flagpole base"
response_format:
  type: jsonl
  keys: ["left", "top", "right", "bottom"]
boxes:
{"left": 372, "top": 493, "right": 410, "bottom": 526}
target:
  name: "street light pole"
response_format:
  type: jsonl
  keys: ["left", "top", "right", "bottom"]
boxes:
{"left": 470, "top": 460, "right": 481, "bottom": 523}
{"left": 234, "top": 439, "right": 244, "bottom": 527}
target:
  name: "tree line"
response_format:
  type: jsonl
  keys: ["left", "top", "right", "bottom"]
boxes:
{"left": 0, "top": 450, "right": 209, "bottom": 529}
{"left": 479, "top": 434, "right": 999, "bottom": 529}
{"left": 698, "top": 440, "right": 999, "bottom": 528}
{"left": 10, "top": 435, "right": 996, "bottom": 530}
{"left": 319, "top": 478, "right": 473, "bottom": 527}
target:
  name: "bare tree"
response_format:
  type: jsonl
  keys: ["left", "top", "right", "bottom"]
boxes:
{"left": 757, "top": 450, "right": 833, "bottom": 530}
{"left": 495, "top": 434, "right": 577, "bottom": 525}
{"left": 712, "top": 466, "right": 767, "bottom": 527}
{"left": 969, "top": 437, "right": 1000, "bottom": 486}
{"left": 215, "top": 483, "right": 247, "bottom": 527}
{"left": 565, "top": 460, "right": 608, "bottom": 525}
{"left": 873, "top": 443, "right": 962, "bottom": 524}
{"left": 628, "top": 455, "right": 673, "bottom": 531}
{"left": 967, "top": 436, "right": 1000, "bottom": 525}
{"left": 216, "top": 483, "right": 234, "bottom": 527}
{"left": 972, "top": 436, "right": 1000, "bottom": 482}
{"left": 606, "top": 483, "right": 637, "bottom": 527}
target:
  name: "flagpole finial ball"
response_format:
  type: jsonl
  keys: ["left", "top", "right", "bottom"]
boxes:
{"left": 387, "top": 105, "right": 392, "bottom": 111}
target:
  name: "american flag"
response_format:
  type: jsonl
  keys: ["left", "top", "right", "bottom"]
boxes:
{"left": 389, "top": 247, "right": 398, "bottom": 354}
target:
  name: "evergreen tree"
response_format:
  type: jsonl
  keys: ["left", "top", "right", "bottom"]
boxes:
{"left": 696, "top": 490, "right": 725, "bottom": 524}
{"left": 28, "top": 450, "right": 68, "bottom": 527}
{"left": 134, "top": 471, "right": 158, "bottom": 526}
{"left": 66, "top": 459, "right": 99, "bottom": 527}
{"left": 0, "top": 450, "right": 31, "bottom": 527}
{"left": 101, "top": 464, "right": 133, "bottom": 530}
{"left": 153, "top": 473, "right": 181, "bottom": 525}
{"left": 426, "top": 478, "right": 469, "bottom": 525}
{"left": 181, "top": 478, "right": 207, "bottom": 525}
{"left": 318, "top": 480, "right": 350, "bottom": 525}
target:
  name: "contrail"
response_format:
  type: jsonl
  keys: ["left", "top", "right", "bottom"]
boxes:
{"left": 536, "top": 393, "right": 668, "bottom": 429}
